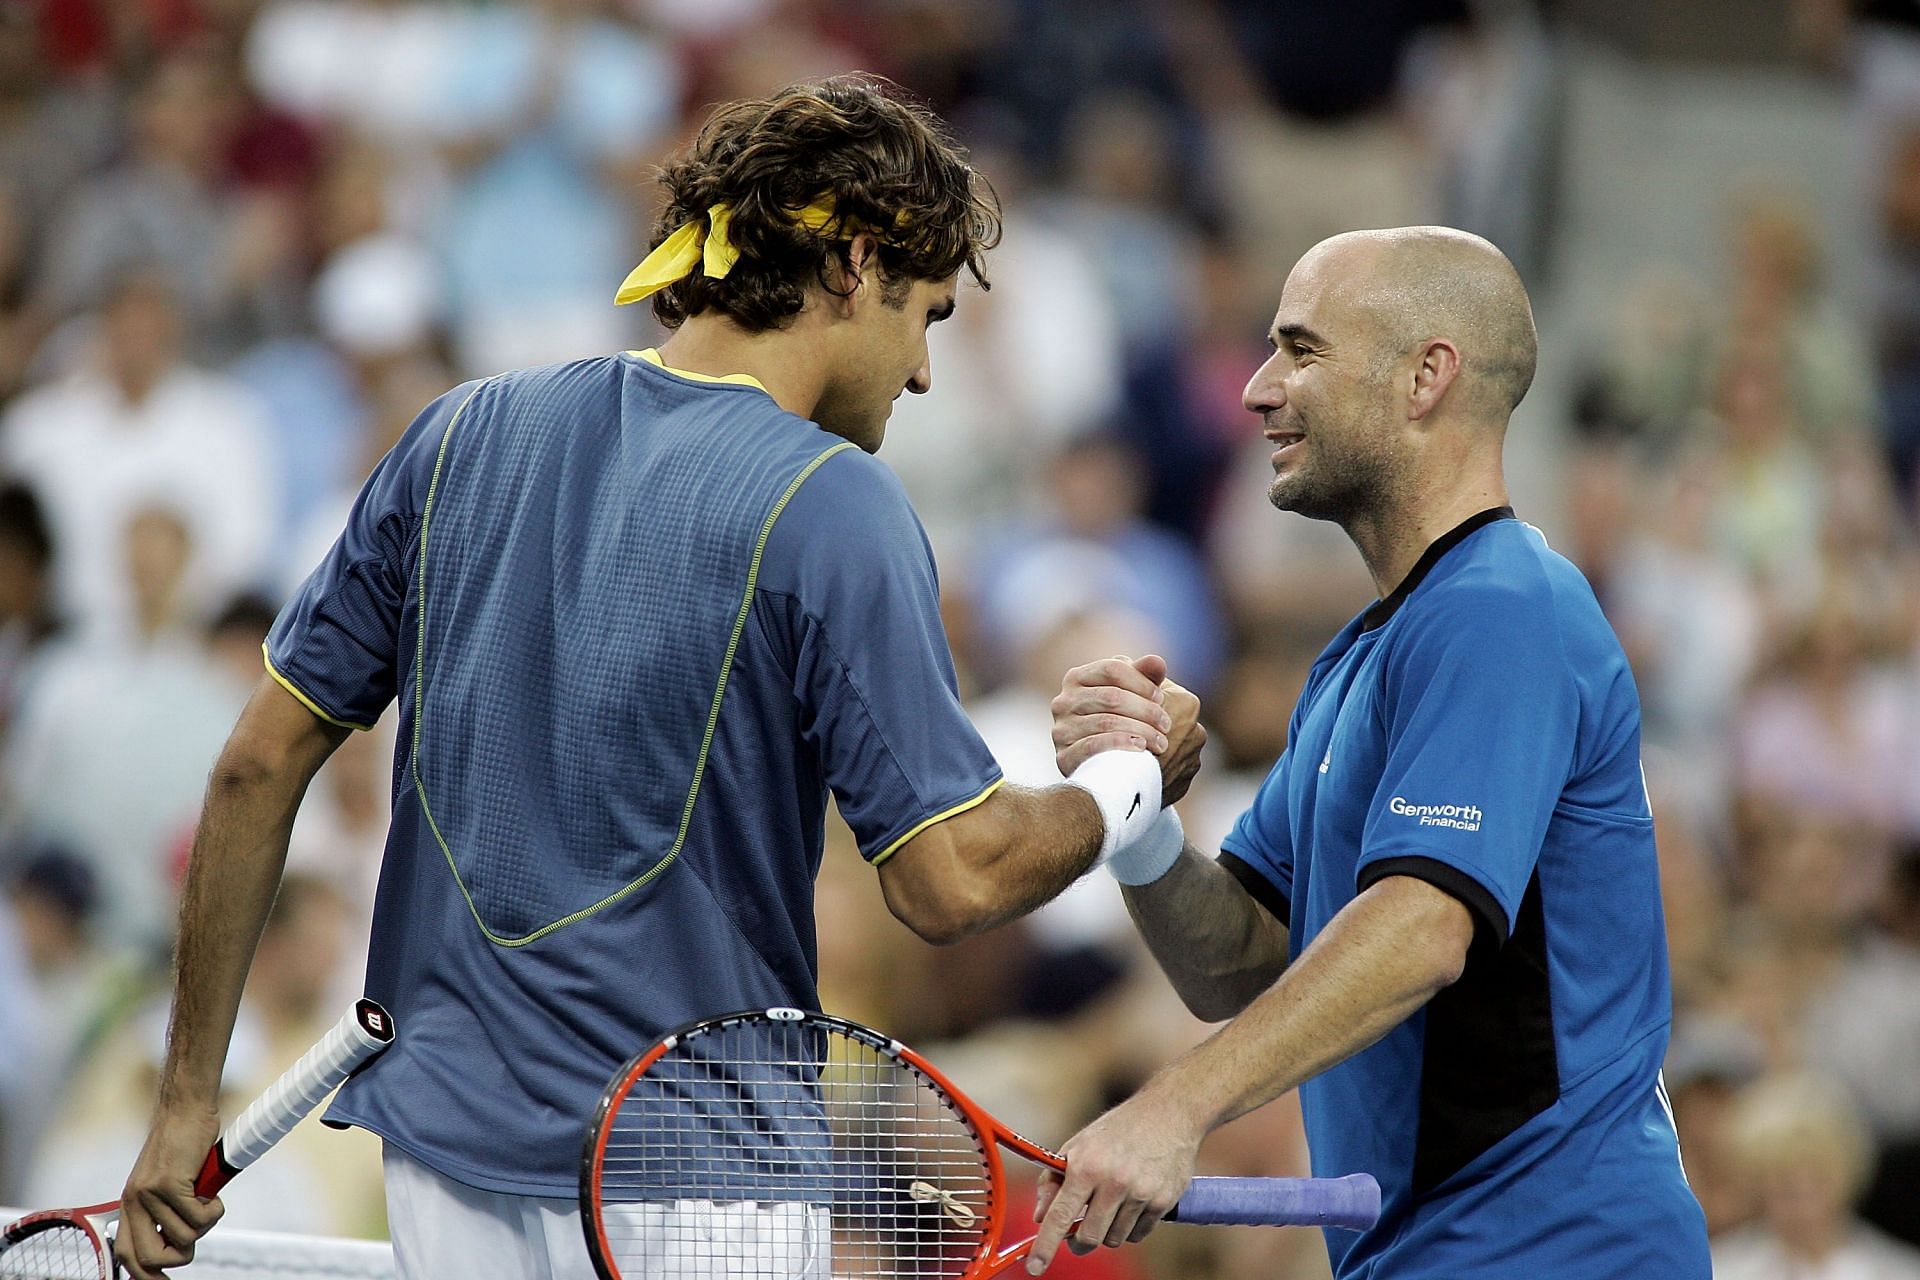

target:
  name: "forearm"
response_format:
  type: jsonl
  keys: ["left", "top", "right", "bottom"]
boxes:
{"left": 879, "top": 782, "right": 1104, "bottom": 943}
{"left": 1135, "top": 876, "right": 1472, "bottom": 1135}
{"left": 157, "top": 683, "right": 342, "bottom": 1110}
{"left": 1121, "top": 846, "right": 1289, "bottom": 1022}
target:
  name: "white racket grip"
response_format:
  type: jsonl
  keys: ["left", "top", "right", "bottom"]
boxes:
{"left": 218, "top": 999, "right": 394, "bottom": 1173}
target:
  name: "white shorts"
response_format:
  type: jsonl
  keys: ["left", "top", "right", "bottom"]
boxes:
{"left": 593, "top": 1199, "right": 831, "bottom": 1278}
{"left": 381, "top": 1143, "right": 831, "bottom": 1279}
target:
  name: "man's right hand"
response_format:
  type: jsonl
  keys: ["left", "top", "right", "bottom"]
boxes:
{"left": 115, "top": 1103, "right": 225, "bottom": 1280}
{"left": 1053, "top": 654, "right": 1206, "bottom": 804}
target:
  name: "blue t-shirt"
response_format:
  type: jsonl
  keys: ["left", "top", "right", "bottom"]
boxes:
{"left": 265, "top": 351, "right": 1002, "bottom": 1195}
{"left": 1219, "top": 510, "right": 1709, "bottom": 1279}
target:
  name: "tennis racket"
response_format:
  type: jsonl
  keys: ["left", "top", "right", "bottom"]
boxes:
{"left": 582, "top": 1007, "right": 1380, "bottom": 1279}
{"left": 0, "top": 998, "right": 394, "bottom": 1279}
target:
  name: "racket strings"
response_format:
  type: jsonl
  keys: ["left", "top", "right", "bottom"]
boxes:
{"left": 597, "top": 1018, "right": 995, "bottom": 1278}
{"left": 0, "top": 1222, "right": 109, "bottom": 1280}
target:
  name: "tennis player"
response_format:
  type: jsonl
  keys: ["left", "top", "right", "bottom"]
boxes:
{"left": 116, "top": 76, "right": 1200, "bottom": 1280}
{"left": 1032, "top": 227, "right": 1713, "bottom": 1278}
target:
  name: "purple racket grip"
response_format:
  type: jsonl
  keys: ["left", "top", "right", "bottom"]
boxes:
{"left": 1166, "top": 1174, "right": 1381, "bottom": 1231}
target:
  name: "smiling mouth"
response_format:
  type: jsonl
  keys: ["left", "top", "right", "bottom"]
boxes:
{"left": 1268, "top": 434, "right": 1306, "bottom": 462}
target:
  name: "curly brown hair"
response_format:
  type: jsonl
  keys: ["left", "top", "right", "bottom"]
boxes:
{"left": 648, "top": 75, "right": 1002, "bottom": 333}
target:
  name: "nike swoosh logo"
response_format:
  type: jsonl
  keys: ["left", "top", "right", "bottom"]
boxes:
{"left": 1126, "top": 793, "right": 1142, "bottom": 820}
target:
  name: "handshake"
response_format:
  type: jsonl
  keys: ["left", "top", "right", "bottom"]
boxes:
{"left": 1051, "top": 653, "right": 1207, "bottom": 887}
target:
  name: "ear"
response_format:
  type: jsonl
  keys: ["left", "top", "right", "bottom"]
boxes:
{"left": 1407, "top": 339, "right": 1462, "bottom": 422}
{"left": 836, "top": 234, "right": 883, "bottom": 318}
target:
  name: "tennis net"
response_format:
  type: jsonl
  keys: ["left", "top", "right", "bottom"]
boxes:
{"left": 0, "top": 1210, "right": 395, "bottom": 1279}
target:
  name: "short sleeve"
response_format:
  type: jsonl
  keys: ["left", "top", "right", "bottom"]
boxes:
{"left": 1357, "top": 583, "right": 1579, "bottom": 946}
{"left": 1219, "top": 752, "right": 1297, "bottom": 922}
{"left": 761, "top": 450, "right": 1003, "bottom": 864}
{"left": 265, "top": 381, "right": 482, "bottom": 729}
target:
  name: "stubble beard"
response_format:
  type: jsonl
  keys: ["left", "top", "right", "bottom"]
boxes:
{"left": 1267, "top": 430, "right": 1400, "bottom": 526}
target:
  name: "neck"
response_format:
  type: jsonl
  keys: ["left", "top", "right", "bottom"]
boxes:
{"left": 133, "top": 593, "right": 177, "bottom": 642}
{"left": 1780, "top": 1217, "right": 1846, "bottom": 1263}
{"left": 655, "top": 314, "right": 832, "bottom": 422}
{"left": 1344, "top": 459, "right": 1509, "bottom": 598}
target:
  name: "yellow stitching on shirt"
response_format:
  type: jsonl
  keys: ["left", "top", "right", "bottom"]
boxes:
{"left": 413, "top": 415, "right": 858, "bottom": 947}
{"left": 869, "top": 778, "right": 1005, "bottom": 867}
{"left": 261, "top": 645, "right": 375, "bottom": 731}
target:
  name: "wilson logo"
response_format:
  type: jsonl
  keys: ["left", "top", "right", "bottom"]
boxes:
{"left": 1387, "top": 796, "right": 1484, "bottom": 831}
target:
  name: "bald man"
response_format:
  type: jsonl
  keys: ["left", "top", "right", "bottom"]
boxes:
{"left": 1029, "top": 228, "right": 1711, "bottom": 1278}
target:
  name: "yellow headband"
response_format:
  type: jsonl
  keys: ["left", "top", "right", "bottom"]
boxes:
{"left": 614, "top": 198, "right": 897, "bottom": 306}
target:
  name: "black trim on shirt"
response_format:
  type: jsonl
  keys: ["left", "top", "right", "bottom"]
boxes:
{"left": 1218, "top": 852, "right": 1291, "bottom": 924}
{"left": 1357, "top": 854, "right": 1510, "bottom": 950}
{"left": 1407, "top": 871, "right": 1560, "bottom": 1195}
{"left": 1359, "top": 506, "right": 1515, "bottom": 632}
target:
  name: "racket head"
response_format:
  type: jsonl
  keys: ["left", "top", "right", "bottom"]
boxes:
{"left": 582, "top": 1007, "right": 1047, "bottom": 1280}
{"left": 0, "top": 1204, "right": 118, "bottom": 1279}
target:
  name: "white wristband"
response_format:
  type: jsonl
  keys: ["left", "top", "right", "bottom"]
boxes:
{"left": 1064, "top": 749, "right": 1163, "bottom": 866}
{"left": 1109, "top": 807, "right": 1184, "bottom": 885}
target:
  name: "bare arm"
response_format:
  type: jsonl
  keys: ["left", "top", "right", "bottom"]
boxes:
{"left": 876, "top": 782, "right": 1106, "bottom": 945}
{"left": 878, "top": 666, "right": 1206, "bottom": 945}
{"left": 1027, "top": 875, "right": 1475, "bottom": 1272}
{"left": 1120, "top": 846, "right": 1288, "bottom": 1022}
{"left": 117, "top": 677, "right": 347, "bottom": 1280}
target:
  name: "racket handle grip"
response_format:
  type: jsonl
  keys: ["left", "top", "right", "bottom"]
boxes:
{"left": 214, "top": 1000, "right": 395, "bottom": 1179}
{"left": 1168, "top": 1174, "right": 1381, "bottom": 1231}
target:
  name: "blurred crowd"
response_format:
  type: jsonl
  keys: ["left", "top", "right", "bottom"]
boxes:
{"left": 0, "top": 1, "right": 1918, "bottom": 1277}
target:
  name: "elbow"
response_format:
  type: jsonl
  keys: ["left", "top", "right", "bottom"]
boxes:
{"left": 889, "top": 890, "right": 995, "bottom": 947}
{"left": 1176, "top": 987, "right": 1246, "bottom": 1025}
{"left": 209, "top": 732, "right": 290, "bottom": 793}
{"left": 882, "top": 873, "right": 998, "bottom": 947}
{"left": 1423, "top": 945, "right": 1467, "bottom": 995}
{"left": 1172, "top": 963, "right": 1278, "bottom": 1024}
{"left": 1415, "top": 916, "right": 1474, "bottom": 995}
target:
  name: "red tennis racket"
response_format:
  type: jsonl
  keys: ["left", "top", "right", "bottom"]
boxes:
{"left": 582, "top": 1007, "right": 1379, "bottom": 1279}
{"left": 0, "top": 999, "right": 394, "bottom": 1279}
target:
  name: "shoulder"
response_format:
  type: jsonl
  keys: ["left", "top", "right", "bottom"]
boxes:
{"left": 1401, "top": 521, "right": 1604, "bottom": 647}
{"left": 0, "top": 378, "right": 91, "bottom": 445}
{"left": 771, "top": 445, "right": 921, "bottom": 542}
{"left": 463, "top": 357, "right": 626, "bottom": 414}
{"left": 759, "top": 447, "right": 935, "bottom": 597}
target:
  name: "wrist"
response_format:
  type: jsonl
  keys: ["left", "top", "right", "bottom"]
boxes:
{"left": 1109, "top": 807, "right": 1184, "bottom": 885}
{"left": 1140, "top": 1057, "right": 1223, "bottom": 1142}
{"left": 1063, "top": 749, "right": 1163, "bottom": 865}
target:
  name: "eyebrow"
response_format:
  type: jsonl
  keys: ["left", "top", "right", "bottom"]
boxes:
{"left": 1270, "top": 322, "right": 1327, "bottom": 349}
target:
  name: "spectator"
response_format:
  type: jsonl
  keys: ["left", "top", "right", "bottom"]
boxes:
{"left": 1737, "top": 605, "right": 1914, "bottom": 838}
{"left": 1805, "top": 846, "right": 1920, "bottom": 1150}
{"left": 881, "top": 144, "right": 1124, "bottom": 557}
{"left": 0, "top": 480, "right": 61, "bottom": 728}
{"left": 972, "top": 435, "right": 1224, "bottom": 695}
{"left": 4, "top": 506, "right": 249, "bottom": 944}
{"left": 25, "top": 997, "right": 334, "bottom": 1235}
{"left": 1611, "top": 450, "right": 1764, "bottom": 819}
{"left": 432, "top": 0, "right": 681, "bottom": 374}
{"left": 236, "top": 874, "right": 387, "bottom": 1237}
{"left": 0, "top": 862, "right": 41, "bottom": 1200}
{"left": 1713, "top": 1072, "right": 1920, "bottom": 1279}
{"left": 0, "top": 844, "right": 142, "bottom": 1204}
{"left": 1, "top": 272, "right": 279, "bottom": 639}
{"left": 33, "top": 48, "right": 297, "bottom": 355}
{"left": 238, "top": 225, "right": 444, "bottom": 572}
{"left": 1665, "top": 1016, "right": 1766, "bottom": 1238}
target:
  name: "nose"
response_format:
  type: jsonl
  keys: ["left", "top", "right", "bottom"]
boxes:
{"left": 1243, "top": 352, "right": 1285, "bottom": 416}
{"left": 907, "top": 360, "right": 932, "bottom": 396}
